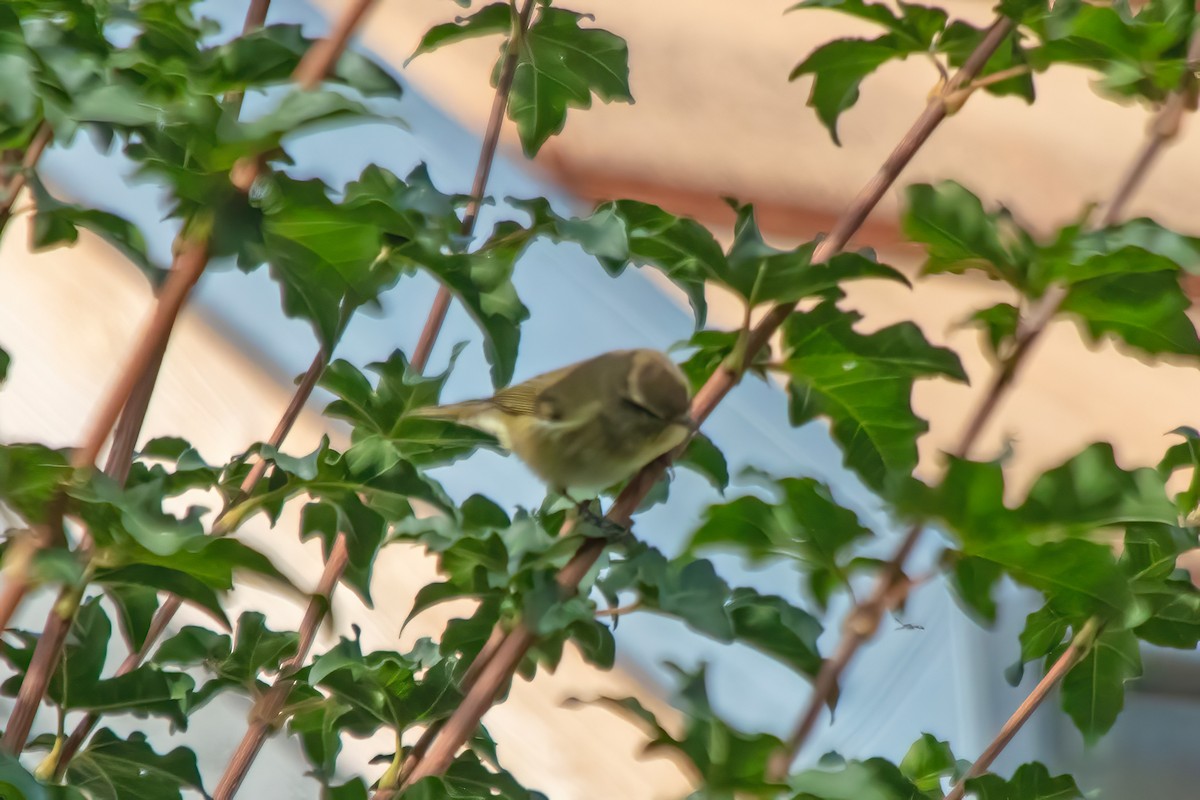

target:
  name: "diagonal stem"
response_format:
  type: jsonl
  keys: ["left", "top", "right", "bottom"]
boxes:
{"left": 391, "top": 19, "right": 1021, "bottom": 790}
{"left": 942, "top": 618, "right": 1101, "bottom": 800}
{"left": 766, "top": 22, "right": 1200, "bottom": 781}
{"left": 213, "top": 3, "right": 538, "bottom": 797}
{"left": 9, "top": 0, "right": 375, "bottom": 765}
{"left": 410, "top": 0, "right": 537, "bottom": 370}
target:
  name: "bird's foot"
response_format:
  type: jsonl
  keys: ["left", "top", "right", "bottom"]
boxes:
{"left": 571, "top": 498, "right": 630, "bottom": 540}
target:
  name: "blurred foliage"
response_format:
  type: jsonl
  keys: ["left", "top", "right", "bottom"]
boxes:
{"left": 0, "top": 0, "right": 1198, "bottom": 797}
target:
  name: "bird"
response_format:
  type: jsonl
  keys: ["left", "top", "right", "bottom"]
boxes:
{"left": 411, "top": 349, "right": 694, "bottom": 499}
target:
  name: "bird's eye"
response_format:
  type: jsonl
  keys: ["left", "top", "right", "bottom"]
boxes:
{"left": 622, "top": 397, "right": 664, "bottom": 421}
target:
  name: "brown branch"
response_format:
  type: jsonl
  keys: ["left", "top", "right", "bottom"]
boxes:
{"left": 23, "top": 0, "right": 372, "bottom": 769}
{"left": 411, "top": 0, "right": 538, "bottom": 371}
{"left": 53, "top": 351, "right": 325, "bottom": 774}
{"left": 0, "top": 123, "right": 53, "bottom": 236}
{"left": 391, "top": 17, "right": 1020, "bottom": 791}
{"left": 0, "top": 586, "right": 78, "bottom": 753}
{"left": 765, "top": 25, "right": 1200, "bottom": 781}
{"left": 213, "top": 1, "right": 537, "bottom": 794}
{"left": 943, "top": 618, "right": 1101, "bottom": 800}
{"left": 72, "top": 236, "right": 211, "bottom": 471}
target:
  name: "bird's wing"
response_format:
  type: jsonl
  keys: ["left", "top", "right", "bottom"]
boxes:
{"left": 489, "top": 364, "right": 574, "bottom": 417}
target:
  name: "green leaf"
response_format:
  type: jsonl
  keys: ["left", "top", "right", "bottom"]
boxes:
{"left": 308, "top": 638, "right": 461, "bottom": 733}
{"left": 946, "top": 552, "right": 1003, "bottom": 624}
{"left": 55, "top": 728, "right": 205, "bottom": 800}
{"left": 322, "top": 346, "right": 497, "bottom": 469}
{"left": 938, "top": 20, "right": 1036, "bottom": 103}
{"left": 390, "top": 223, "right": 531, "bottom": 387}
{"left": 902, "top": 182, "right": 1031, "bottom": 285}
{"left": 912, "top": 446, "right": 1175, "bottom": 622}
{"left": 601, "top": 546, "right": 824, "bottom": 678}
{"left": 791, "top": 755, "right": 925, "bottom": 799}
{"left": 412, "top": 3, "right": 513, "bottom": 58}
{"left": 254, "top": 174, "right": 396, "bottom": 350}
{"left": 404, "top": 750, "right": 548, "bottom": 800}
{"left": 0, "top": 443, "right": 71, "bottom": 524}
{"left": 508, "top": 8, "right": 632, "bottom": 156}
{"left": 964, "top": 761, "right": 1083, "bottom": 800}
{"left": 1060, "top": 269, "right": 1200, "bottom": 359}
{"left": 675, "top": 433, "right": 730, "bottom": 492}
{"left": 1029, "top": 0, "right": 1194, "bottom": 103}
{"left": 1158, "top": 426, "right": 1200, "bottom": 515}
{"left": 581, "top": 665, "right": 784, "bottom": 794}
{"left": 27, "top": 174, "right": 164, "bottom": 283}
{"left": 969, "top": 302, "right": 1020, "bottom": 357}
{"left": 898, "top": 733, "right": 958, "bottom": 792}
{"left": 687, "top": 470, "right": 873, "bottom": 609}
{"left": 789, "top": 39, "right": 898, "bottom": 145}
{"left": 214, "top": 25, "right": 403, "bottom": 97}
{"left": 787, "top": 0, "right": 949, "bottom": 141}
{"left": 1060, "top": 628, "right": 1141, "bottom": 742}
{"left": 0, "top": 751, "right": 51, "bottom": 800}
{"left": 713, "top": 203, "right": 907, "bottom": 305}
{"left": 781, "top": 301, "right": 967, "bottom": 491}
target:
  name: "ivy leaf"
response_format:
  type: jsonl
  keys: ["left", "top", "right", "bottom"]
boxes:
{"left": 1059, "top": 269, "right": 1200, "bottom": 359}
{"left": 27, "top": 173, "right": 163, "bottom": 283}
{"left": 780, "top": 301, "right": 967, "bottom": 492}
{"left": 969, "top": 302, "right": 1020, "bottom": 358}
{"left": 788, "top": 0, "right": 949, "bottom": 142}
{"left": 214, "top": 24, "right": 403, "bottom": 97}
{"left": 687, "top": 470, "right": 873, "bottom": 609}
{"left": 964, "top": 762, "right": 1083, "bottom": 800}
{"left": 712, "top": 203, "right": 907, "bottom": 305}
{"left": 791, "top": 754, "right": 926, "bottom": 799}
{"left": 898, "top": 733, "right": 959, "bottom": 792}
{"left": 411, "top": 3, "right": 513, "bottom": 58}
{"left": 508, "top": 8, "right": 632, "bottom": 156}
{"left": 1059, "top": 628, "right": 1142, "bottom": 743}
{"left": 1029, "top": 0, "right": 1194, "bottom": 103}
{"left": 52, "top": 728, "right": 205, "bottom": 800}
{"left": 579, "top": 665, "right": 784, "bottom": 795}
{"left": 675, "top": 433, "right": 730, "bottom": 493}
{"left": 155, "top": 612, "right": 299, "bottom": 709}
{"left": 404, "top": 750, "right": 548, "bottom": 800}
{"left": 601, "top": 546, "right": 825, "bottom": 678}
{"left": 321, "top": 345, "right": 497, "bottom": 470}
{"left": 913, "top": 447, "right": 1175, "bottom": 622}
{"left": 390, "top": 223, "right": 531, "bottom": 387}
{"left": 1158, "top": 426, "right": 1200, "bottom": 515}
{"left": 0, "top": 443, "right": 71, "bottom": 525}
{"left": 938, "top": 20, "right": 1037, "bottom": 103}
{"left": 902, "top": 182, "right": 1032, "bottom": 286}
{"left": 254, "top": 174, "right": 395, "bottom": 350}
{"left": 517, "top": 196, "right": 719, "bottom": 326}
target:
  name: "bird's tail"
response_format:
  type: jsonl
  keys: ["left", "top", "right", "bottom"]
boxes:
{"left": 408, "top": 399, "right": 495, "bottom": 423}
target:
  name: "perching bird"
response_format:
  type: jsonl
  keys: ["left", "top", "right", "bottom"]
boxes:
{"left": 412, "top": 349, "right": 694, "bottom": 497}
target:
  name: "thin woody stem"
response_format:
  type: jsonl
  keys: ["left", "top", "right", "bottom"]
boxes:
{"left": 411, "top": 0, "right": 538, "bottom": 371}
{"left": 942, "top": 618, "right": 1102, "bottom": 800}
{"left": 217, "top": 3, "right": 537, "bottom": 797}
{"left": 923, "top": 32, "right": 1200, "bottom": 796}
{"left": 0, "top": 123, "right": 53, "bottom": 236}
{"left": 8, "top": 0, "right": 370, "bottom": 766}
{"left": 766, "top": 24, "right": 1200, "bottom": 781}
{"left": 391, "top": 20, "right": 1022, "bottom": 791}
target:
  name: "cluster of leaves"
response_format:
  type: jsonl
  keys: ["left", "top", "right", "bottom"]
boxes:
{"left": 4, "top": 0, "right": 1200, "bottom": 798}
{"left": 790, "top": 0, "right": 1196, "bottom": 143}
{"left": 585, "top": 667, "right": 1083, "bottom": 799}
{"left": 412, "top": 3, "right": 633, "bottom": 156}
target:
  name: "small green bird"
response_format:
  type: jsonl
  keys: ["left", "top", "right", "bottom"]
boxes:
{"left": 413, "top": 349, "right": 694, "bottom": 496}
